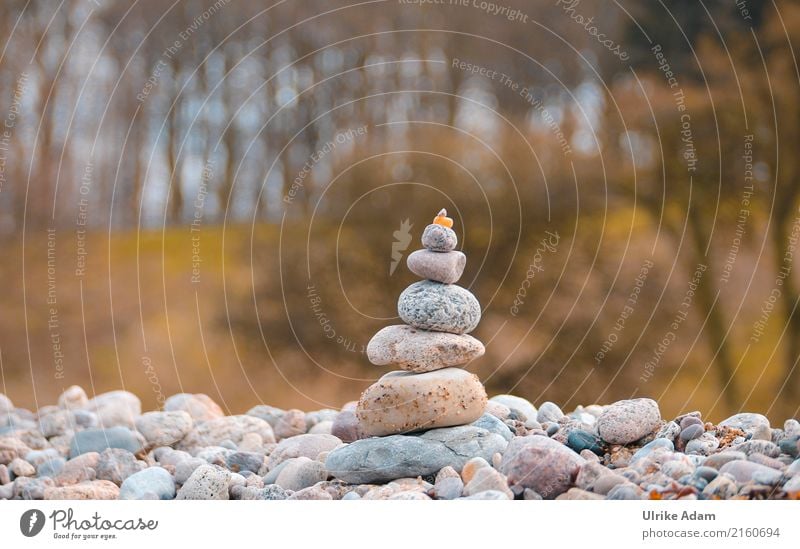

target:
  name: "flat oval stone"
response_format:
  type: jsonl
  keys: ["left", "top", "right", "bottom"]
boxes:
{"left": 597, "top": 398, "right": 661, "bottom": 445}
{"left": 356, "top": 368, "right": 488, "bottom": 437}
{"left": 421, "top": 224, "right": 457, "bottom": 252}
{"left": 366, "top": 324, "right": 485, "bottom": 372}
{"left": 325, "top": 424, "right": 507, "bottom": 484}
{"left": 406, "top": 249, "right": 466, "bottom": 284}
{"left": 398, "top": 280, "right": 481, "bottom": 334}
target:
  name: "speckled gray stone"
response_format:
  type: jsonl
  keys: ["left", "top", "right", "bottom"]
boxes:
{"left": 407, "top": 249, "right": 466, "bottom": 284}
{"left": 397, "top": 280, "right": 480, "bottom": 334}
{"left": 366, "top": 324, "right": 485, "bottom": 372}
{"left": 421, "top": 224, "right": 457, "bottom": 252}
{"left": 730, "top": 439, "right": 780, "bottom": 458}
{"left": 597, "top": 398, "right": 661, "bottom": 445}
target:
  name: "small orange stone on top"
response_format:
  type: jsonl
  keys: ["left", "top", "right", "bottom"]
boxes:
{"left": 433, "top": 208, "right": 453, "bottom": 228}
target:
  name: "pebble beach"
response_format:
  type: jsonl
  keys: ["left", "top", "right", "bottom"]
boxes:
{"left": 1, "top": 388, "right": 799, "bottom": 501}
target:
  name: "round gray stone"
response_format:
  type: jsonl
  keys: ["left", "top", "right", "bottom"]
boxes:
{"left": 397, "top": 280, "right": 481, "bottom": 334}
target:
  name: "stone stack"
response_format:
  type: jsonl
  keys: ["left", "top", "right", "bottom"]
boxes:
{"left": 356, "top": 209, "right": 488, "bottom": 437}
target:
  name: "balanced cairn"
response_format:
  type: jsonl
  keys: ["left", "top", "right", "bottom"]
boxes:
{"left": 357, "top": 209, "right": 488, "bottom": 436}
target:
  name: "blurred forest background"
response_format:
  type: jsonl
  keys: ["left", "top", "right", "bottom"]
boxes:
{"left": 0, "top": 0, "right": 798, "bottom": 421}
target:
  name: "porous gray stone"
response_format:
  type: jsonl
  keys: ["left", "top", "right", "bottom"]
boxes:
{"left": 176, "top": 464, "right": 230, "bottom": 500}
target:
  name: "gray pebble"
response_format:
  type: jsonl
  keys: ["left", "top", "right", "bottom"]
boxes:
{"left": 120, "top": 467, "right": 176, "bottom": 500}
{"left": 421, "top": 224, "right": 457, "bottom": 252}
{"left": 397, "top": 280, "right": 481, "bottom": 334}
